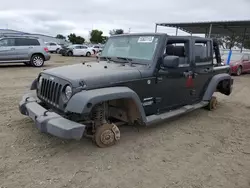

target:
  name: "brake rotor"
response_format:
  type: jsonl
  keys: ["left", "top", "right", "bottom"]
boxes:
{"left": 94, "top": 123, "right": 120, "bottom": 148}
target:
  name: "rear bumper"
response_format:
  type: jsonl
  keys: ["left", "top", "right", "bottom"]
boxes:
{"left": 19, "top": 93, "right": 86, "bottom": 140}
{"left": 44, "top": 54, "right": 51, "bottom": 61}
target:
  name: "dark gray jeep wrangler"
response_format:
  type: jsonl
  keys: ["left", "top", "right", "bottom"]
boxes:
{"left": 19, "top": 33, "right": 233, "bottom": 147}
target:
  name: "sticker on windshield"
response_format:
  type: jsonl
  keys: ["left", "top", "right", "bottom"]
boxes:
{"left": 138, "top": 36, "right": 154, "bottom": 43}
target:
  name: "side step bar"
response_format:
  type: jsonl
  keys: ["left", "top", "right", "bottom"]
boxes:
{"left": 146, "top": 101, "right": 209, "bottom": 126}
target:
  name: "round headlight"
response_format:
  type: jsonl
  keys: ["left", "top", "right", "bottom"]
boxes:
{"left": 65, "top": 85, "right": 72, "bottom": 99}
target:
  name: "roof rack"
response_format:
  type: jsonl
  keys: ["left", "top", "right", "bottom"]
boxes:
{"left": 0, "top": 34, "right": 39, "bottom": 39}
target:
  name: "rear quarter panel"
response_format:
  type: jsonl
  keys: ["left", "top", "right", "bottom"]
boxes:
{"left": 28, "top": 46, "right": 50, "bottom": 61}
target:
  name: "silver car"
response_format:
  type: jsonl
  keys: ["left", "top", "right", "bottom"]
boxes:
{"left": 0, "top": 36, "right": 51, "bottom": 67}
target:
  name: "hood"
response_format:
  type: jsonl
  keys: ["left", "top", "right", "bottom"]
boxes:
{"left": 42, "top": 61, "right": 142, "bottom": 89}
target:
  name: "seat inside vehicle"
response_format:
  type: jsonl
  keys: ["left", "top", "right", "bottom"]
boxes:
{"left": 166, "top": 44, "right": 187, "bottom": 65}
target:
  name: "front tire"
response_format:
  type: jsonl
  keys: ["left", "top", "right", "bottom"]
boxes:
{"left": 30, "top": 54, "right": 44, "bottom": 67}
{"left": 67, "top": 51, "right": 73, "bottom": 56}
{"left": 56, "top": 48, "right": 60, "bottom": 53}
{"left": 236, "top": 66, "right": 242, "bottom": 76}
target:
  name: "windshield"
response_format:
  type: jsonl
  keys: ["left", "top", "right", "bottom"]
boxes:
{"left": 222, "top": 53, "right": 243, "bottom": 61}
{"left": 101, "top": 35, "right": 159, "bottom": 61}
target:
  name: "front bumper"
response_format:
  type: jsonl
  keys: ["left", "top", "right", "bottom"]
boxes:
{"left": 230, "top": 65, "right": 238, "bottom": 74}
{"left": 19, "top": 93, "right": 86, "bottom": 140}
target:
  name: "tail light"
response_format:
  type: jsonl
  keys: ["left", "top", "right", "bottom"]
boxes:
{"left": 44, "top": 47, "right": 49, "bottom": 52}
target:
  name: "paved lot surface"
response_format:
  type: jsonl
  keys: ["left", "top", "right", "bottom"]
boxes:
{"left": 1, "top": 54, "right": 250, "bottom": 188}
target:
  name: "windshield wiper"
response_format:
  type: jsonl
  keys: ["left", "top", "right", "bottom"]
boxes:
{"left": 116, "top": 57, "right": 133, "bottom": 66}
{"left": 100, "top": 56, "right": 116, "bottom": 63}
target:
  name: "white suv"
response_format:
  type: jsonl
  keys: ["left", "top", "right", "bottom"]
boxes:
{"left": 45, "top": 42, "right": 62, "bottom": 53}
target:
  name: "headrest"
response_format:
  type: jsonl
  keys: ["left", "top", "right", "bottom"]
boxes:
{"left": 166, "top": 45, "right": 174, "bottom": 55}
{"left": 173, "top": 46, "right": 185, "bottom": 57}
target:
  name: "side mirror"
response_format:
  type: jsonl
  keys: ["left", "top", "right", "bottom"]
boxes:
{"left": 162, "top": 55, "right": 179, "bottom": 68}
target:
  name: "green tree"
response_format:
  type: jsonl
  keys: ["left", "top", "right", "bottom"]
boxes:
{"left": 90, "top": 29, "right": 105, "bottom": 43}
{"left": 67, "top": 33, "right": 85, "bottom": 44}
{"left": 56, "top": 34, "right": 66, "bottom": 40}
{"left": 109, "top": 29, "right": 124, "bottom": 36}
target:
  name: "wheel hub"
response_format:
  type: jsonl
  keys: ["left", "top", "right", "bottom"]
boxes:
{"left": 100, "top": 130, "right": 115, "bottom": 145}
{"left": 33, "top": 57, "right": 43, "bottom": 66}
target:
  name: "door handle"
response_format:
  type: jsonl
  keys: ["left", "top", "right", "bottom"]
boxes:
{"left": 10, "top": 48, "right": 15, "bottom": 50}
{"left": 29, "top": 46, "right": 33, "bottom": 49}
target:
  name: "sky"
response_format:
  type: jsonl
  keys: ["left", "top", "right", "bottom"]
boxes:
{"left": 0, "top": 0, "right": 250, "bottom": 39}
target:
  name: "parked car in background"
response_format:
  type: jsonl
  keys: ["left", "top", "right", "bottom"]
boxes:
{"left": 45, "top": 42, "right": 62, "bottom": 53}
{"left": 89, "top": 44, "right": 102, "bottom": 54}
{"left": 222, "top": 53, "right": 250, "bottom": 76}
{"left": 61, "top": 44, "right": 94, "bottom": 57}
{"left": 0, "top": 36, "right": 50, "bottom": 67}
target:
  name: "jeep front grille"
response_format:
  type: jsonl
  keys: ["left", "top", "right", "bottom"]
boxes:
{"left": 38, "top": 78, "right": 62, "bottom": 106}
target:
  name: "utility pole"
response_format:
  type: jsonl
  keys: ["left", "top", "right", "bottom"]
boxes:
{"left": 128, "top": 28, "right": 131, "bottom": 33}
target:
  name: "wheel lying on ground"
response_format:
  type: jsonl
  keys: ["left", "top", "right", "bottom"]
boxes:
{"left": 206, "top": 96, "right": 218, "bottom": 111}
{"left": 94, "top": 123, "right": 120, "bottom": 148}
{"left": 30, "top": 54, "right": 44, "bottom": 67}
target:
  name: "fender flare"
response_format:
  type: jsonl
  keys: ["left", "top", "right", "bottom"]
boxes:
{"left": 202, "top": 73, "right": 232, "bottom": 101}
{"left": 65, "top": 87, "right": 147, "bottom": 122}
{"left": 30, "top": 78, "right": 38, "bottom": 90}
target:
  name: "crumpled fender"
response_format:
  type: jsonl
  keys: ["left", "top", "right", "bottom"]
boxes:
{"left": 202, "top": 73, "right": 233, "bottom": 101}
{"left": 65, "top": 86, "right": 147, "bottom": 122}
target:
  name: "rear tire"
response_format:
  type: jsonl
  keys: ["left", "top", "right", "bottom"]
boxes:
{"left": 30, "top": 54, "right": 44, "bottom": 67}
{"left": 86, "top": 52, "right": 91, "bottom": 57}
{"left": 206, "top": 96, "right": 218, "bottom": 111}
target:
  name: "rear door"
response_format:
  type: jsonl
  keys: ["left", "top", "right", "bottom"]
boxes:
{"left": 192, "top": 38, "right": 214, "bottom": 102}
{"left": 15, "top": 38, "right": 40, "bottom": 61}
{"left": 0, "top": 38, "right": 17, "bottom": 62}
{"left": 81, "top": 45, "right": 88, "bottom": 55}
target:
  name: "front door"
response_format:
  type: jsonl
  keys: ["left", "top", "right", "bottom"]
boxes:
{"left": 0, "top": 38, "right": 17, "bottom": 62}
{"left": 156, "top": 38, "right": 194, "bottom": 113}
{"left": 73, "top": 45, "right": 81, "bottom": 55}
{"left": 242, "top": 54, "right": 250, "bottom": 72}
